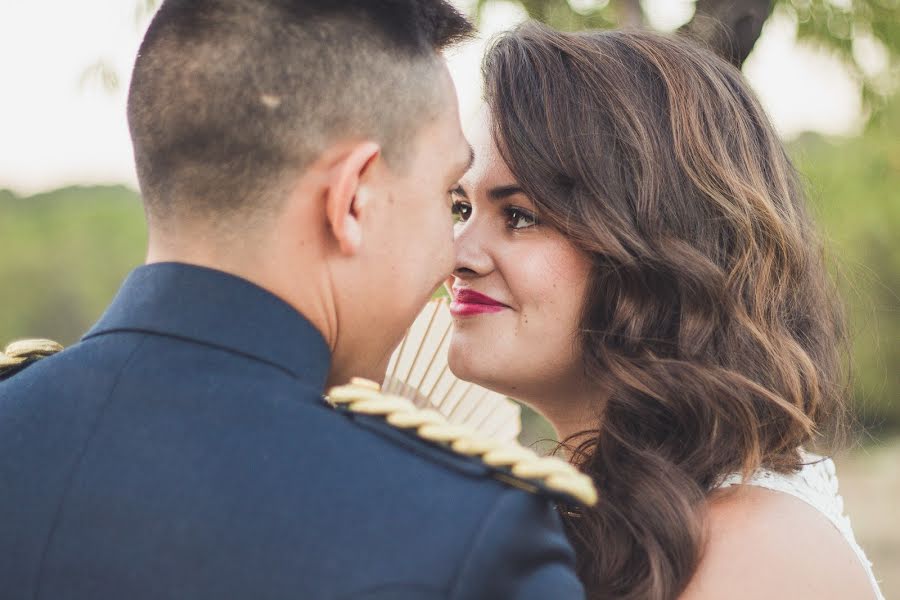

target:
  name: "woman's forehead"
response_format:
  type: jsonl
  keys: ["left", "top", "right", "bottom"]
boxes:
{"left": 460, "top": 110, "right": 517, "bottom": 189}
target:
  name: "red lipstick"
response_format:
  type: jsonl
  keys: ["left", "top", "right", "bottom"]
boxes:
{"left": 450, "top": 288, "right": 509, "bottom": 317}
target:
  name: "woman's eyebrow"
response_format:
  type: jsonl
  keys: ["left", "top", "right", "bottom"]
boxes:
{"left": 452, "top": 183, "right": 525, "bottom": 201}
{"left": 488, "top": 185, "right": 525, "bottom": 200}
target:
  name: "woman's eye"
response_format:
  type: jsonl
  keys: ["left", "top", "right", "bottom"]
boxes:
{"left": 451, "top": 201, "right": 472, "bottom": 224}
{"left": 505, "top": 207, "right": 537, "bottom": 230}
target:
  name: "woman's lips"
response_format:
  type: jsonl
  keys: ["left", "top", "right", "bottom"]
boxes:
{"left": 450, "top": 289, "right": 509, "bottom": 317}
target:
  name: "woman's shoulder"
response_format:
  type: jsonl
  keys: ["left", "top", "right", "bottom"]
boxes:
{"left": 679, "top": 471, "right": 878, "bottom": 599}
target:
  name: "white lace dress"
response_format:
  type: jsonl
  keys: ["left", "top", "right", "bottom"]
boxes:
{"left": 718, "top": 452, "right": 885, "bottom": 600}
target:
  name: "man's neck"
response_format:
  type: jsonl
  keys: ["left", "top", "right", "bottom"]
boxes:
{"left": 146, "top": 238, "right": 339, "bottom": 358}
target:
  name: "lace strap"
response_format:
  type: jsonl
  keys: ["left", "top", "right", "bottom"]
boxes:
{"left": 717, "top": 454, "right": 884, "bottom": 600}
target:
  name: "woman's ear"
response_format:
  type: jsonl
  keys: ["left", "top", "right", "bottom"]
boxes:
{"left": 324, "top": 141, "right": 381, "bottom": 256}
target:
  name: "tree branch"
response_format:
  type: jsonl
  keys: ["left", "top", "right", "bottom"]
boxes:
{"left": 680, "top": 0, "right": 774, "bottom": 68}
{"left": 614, "top": 0, "right": 645, "bottom": 28}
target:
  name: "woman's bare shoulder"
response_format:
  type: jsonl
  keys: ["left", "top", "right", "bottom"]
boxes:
{"left": 679, "top": 485, "right": 875, "bottom": 600}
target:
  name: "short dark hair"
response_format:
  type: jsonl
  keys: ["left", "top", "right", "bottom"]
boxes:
{"left": 128, "top": 0, "right": 472, "bottom": 225}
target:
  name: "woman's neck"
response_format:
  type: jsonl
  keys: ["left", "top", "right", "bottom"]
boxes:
{"left": 525, "top": 378, "right": 605, "bottom": 448}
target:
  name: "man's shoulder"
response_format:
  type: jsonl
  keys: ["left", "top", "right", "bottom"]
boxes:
{"left": 322, "top": 379, "right": 597, "bottom": 508}
{"left": 3, "top": 338, "right": 596, "bottom": 510}
{"left": 0, "top": 338, "right": 66, "bottom": 382}
{"left": 0, "top": 339, "right": 591, "bottom": 598}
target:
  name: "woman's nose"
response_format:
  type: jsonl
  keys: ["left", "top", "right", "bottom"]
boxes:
{"left": 453, "top": 218, "right": 494, "bottom": 279}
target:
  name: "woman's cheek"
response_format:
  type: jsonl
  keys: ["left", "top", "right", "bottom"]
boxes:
{"left": 524, "top": 243, "right": 591, "bottom": 355}
{"left": 515, "top": 241, "right": 587, "bottom": 311}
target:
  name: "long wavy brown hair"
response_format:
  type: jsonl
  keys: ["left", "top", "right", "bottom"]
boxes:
{"left": 483, "top": 23, "right": 850, "bottom": 600}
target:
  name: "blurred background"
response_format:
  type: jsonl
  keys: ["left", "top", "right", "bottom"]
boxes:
{"left": 1, "top": 0, "right": 897, "bottom": 594}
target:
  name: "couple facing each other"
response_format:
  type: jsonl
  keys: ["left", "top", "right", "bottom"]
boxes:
{"left": 0, "top": 1, "right": 882, "bottom": 599}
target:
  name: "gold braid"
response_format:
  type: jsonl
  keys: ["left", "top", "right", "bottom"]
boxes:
{"left": 0, "top": 345, "right": 597, "bottom": 505}
{"left": 0, "top": 339, "right": 63, "bottom": 371}
{"left": 326, "top": 378, "right": 598, "bottom": 507}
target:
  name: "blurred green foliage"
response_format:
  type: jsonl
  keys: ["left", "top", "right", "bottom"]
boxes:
{"left": 475, "top": 0, "right": 900, "bottom": 442}
{"left": 0, "top": 186, "right": 146, "bottom": 345}
{"left": 514, "top": 99, "right": 900, "bottom": 440}
{"left": 792, "top": 97, "right": 900, "bottom": 434}
{"left": 115, "top": 1, "right": 899, "bottom": 114}
{"left": 5, "top": 0, "right": 900, "bottom": 431}
{"left": 477, "top": 0, "right": 899, "bottom": 114}
{"left": 1, "top": 96, "right": 896, "bottom": 432}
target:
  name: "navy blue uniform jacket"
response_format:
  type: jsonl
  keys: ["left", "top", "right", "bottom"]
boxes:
{"left": 0, "top": 263, "right": 584, "bottom": 599}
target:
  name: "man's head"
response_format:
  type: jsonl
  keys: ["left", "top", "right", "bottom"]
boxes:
{"left": 129, "top": 0, "right": 474, "bottom": 384}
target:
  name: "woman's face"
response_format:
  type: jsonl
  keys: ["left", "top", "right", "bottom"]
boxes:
{"left": 447, "top": 113, "right": 593, "bottom": 405}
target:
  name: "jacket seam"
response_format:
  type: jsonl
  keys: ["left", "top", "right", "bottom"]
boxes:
{"left": 446, "top": 489, "right": 515, "bottom": 600}
{"left": 33, "top": 336, "right": 147, "bottom": 600}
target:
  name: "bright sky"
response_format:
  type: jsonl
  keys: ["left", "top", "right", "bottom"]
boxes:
{"left": 0, "top": 0, "right": 864, "bottom": 195}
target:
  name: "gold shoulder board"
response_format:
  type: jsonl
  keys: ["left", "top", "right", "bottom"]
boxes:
{"left": 326, "top": 378, "right": 598, "bottom": 508}
{"left": 0, "top": 338, "right": 64, "bottom": 378}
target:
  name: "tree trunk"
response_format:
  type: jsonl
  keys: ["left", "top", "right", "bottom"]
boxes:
{"left": 680, "top": 0, "right": 774, "bottom": 68}
{"left": 615, "top": 0, "right": 645, "bottom": 28}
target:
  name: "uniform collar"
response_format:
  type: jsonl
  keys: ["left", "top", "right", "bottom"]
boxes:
{"left": 85, "top": 262, "right": 332, "bottom": 391}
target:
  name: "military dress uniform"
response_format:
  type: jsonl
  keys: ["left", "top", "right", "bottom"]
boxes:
{"left": 0, "top": 263, "right": 593, "bottom": 599}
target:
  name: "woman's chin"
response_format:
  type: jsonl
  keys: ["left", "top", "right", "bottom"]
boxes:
{"left": 448, "top": 339, "right": 521, "bottom": 399}
{"left": 448, "top": 336, "right": 496, "bottom": 387}
{"left": 446, "top": 339, "right": 476, "bottom": 382}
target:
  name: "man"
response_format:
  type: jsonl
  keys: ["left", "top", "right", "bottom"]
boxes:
{"left": 0, "top": 1, "right": 589, "bottom": 598}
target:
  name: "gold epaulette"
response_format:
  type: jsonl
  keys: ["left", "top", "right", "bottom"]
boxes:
{"left": 0, "top": 338, "right": 64, "bottom": 377}
{"left": 326, "top": 378, "right": 598, "bottom": 508}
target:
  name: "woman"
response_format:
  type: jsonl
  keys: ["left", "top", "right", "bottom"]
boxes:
{"left": 447, "top": 23, "right": 883, "bottom": 600}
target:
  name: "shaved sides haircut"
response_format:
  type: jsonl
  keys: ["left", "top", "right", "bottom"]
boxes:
{"left": 128, "top": 0, "right": 473, "bottom": 225}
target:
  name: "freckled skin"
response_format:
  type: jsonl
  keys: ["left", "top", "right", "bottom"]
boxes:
{"left": 447, "top": 111, "right": 592, "bottom": 409}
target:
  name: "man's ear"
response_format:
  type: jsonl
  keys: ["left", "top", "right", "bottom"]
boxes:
{"left": 325, "top": 141, "right": 381, "bottom": 256}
